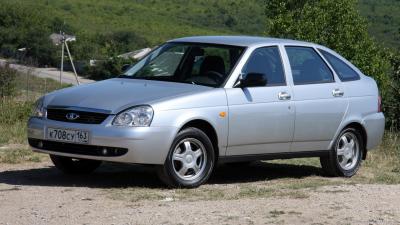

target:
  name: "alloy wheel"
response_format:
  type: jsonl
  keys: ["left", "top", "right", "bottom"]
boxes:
{"left": 336, "top": 132, "right": 360, "bottom": 171}
{"left": 172, "top": 138, "right": 207, "bottom": 181}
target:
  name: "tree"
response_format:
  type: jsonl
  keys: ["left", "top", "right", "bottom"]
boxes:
{"left": 265, "top": 0, "right": 399, "bottom": 130}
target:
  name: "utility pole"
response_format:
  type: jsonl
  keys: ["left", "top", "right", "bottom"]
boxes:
{"left": 60, "top": 31, "right": 64, "bottom": 86}
{"left": 59, "top": 31, "right": 80, "bottom": 86}
{"left": 64, "top": 40, "right": 80, "bottom": 85}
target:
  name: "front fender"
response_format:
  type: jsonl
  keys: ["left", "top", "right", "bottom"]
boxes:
{"left": 151, "top": 106, "right": 229, "bottom": 157}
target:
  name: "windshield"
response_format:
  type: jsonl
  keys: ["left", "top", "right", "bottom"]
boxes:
{"left": 121, "top": 43, "right": 245, "bottom": 87}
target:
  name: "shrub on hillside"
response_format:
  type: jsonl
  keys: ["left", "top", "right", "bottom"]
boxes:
{"left": 70, "top": 30, "right": 149, "bottom": 61}
{"left": 0, "top": 3, "right": 57, "bottom": 66}
{"left": 386, "top": 51, "right": 400, "bottom": 129}
{"left": 86, "top": 57, "right": 136, "bottom": 80}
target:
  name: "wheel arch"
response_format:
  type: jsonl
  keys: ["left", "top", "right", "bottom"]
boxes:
{"left": 179, "top": 119, "right": 220, "bottom": 160}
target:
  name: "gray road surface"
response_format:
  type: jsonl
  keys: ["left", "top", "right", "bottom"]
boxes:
{"left": 0, "top": 59, "right": 94, "bottom": 85}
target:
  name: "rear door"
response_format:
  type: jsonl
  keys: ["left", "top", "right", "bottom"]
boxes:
{"left": 226, "top": 46, "right": 295, "bottom": 156}
{"left": 283, "top": 46, "right": 348, "bottom": 152}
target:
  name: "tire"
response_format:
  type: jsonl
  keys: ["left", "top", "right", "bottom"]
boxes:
{"left": 320, "top": 127, "right": 364, "bottom": 177}
{"left": 50, "top": 155, "right": 102, "bottom": 175}
{"left": 158, "top": 127, "right": 215, "bottom": 188}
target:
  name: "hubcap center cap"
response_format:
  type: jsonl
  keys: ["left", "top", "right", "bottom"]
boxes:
{"left": 185, "top": 155, "right": 193, "bottom": 163}
{"left": 344, "top": 145, "right": 353, "bottom": 158}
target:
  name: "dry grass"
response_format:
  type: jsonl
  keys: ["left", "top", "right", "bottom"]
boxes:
{"left": 0, "top": 146, "right": 46, "bottom": 164}
{"left": 0, "top": 100, "right": 33, "bottom": 146}
{"left": 361, "top": 132, "right": 400, "bottom": 184}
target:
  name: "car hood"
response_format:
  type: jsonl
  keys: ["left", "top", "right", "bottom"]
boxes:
{"left": 45, "top": 78, "right": 213, "bottom": 114}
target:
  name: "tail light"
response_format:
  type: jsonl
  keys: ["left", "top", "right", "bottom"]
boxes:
{"left": 378, "top": 95, "right": 382, "bottom": 113}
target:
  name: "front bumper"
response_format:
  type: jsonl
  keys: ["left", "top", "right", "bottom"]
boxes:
{"left": 27, "top": 116, "right": 178, "bottom": 165}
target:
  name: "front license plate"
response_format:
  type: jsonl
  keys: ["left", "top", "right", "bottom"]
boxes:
{"left": 47, "top": 128, "right": 89, "bottom": 144}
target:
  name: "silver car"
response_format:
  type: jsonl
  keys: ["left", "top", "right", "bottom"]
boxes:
{"left": 28, "top": 36, "right": 385, "bottom": 187}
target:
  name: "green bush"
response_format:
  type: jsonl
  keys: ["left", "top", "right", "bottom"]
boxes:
{"left": 386, "top": 51, "right": 400, "bottom": 129}
{"left": 0, "top": 65, "right": 18, "bottom": 98}
{"left": 86, "top": 57, "right": 136, "bottom": 80}
{"left": 0, "top": 3, "right": 57, "bottom": 66}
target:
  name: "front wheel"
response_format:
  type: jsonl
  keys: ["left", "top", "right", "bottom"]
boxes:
{"left": 158, "top": 127, "right": 215, "bottom": 188}
{"left": 320, "top": 127, "right": 363, "bottom": 177}
{"left": 50, "top": 155, "right": 102, "bottom": 175}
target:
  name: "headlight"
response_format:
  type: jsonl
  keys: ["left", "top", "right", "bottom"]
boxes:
{"left": 32, "top": 97, "right": 46, "bottom": 118}
{"left": 112, "top": 105, "right": 154, "bottom": 127}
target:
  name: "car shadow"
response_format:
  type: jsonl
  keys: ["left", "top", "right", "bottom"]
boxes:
{"left": 0, "top": 163, "right": 164, "bottom": 189}
{"left": 210, "top": 161, "right": 324, "bottom": 184}
{"left": 0, "top": 161, "right": 324, "bottom": 189}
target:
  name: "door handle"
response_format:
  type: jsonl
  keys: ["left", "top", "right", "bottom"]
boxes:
{"left": 332, "top": 89, "right": 344, "bottom": 97}
{"left": 278, "top": 92, "right": 291, "bottom": 100}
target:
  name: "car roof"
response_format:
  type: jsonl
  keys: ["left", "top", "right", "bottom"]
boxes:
{"left": 168, "top": 35, "right": 313, "bottom": 47}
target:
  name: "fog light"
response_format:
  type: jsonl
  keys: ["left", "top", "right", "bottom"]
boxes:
{"left": 102, "top": 148, "right": 108, "bottom": 155}
{"left": 37, "top": 141, "right": 43, "bottom": 148}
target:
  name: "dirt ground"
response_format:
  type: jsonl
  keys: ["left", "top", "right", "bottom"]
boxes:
{"left": 0, "top": 161, "right": 399, "bottom": 225}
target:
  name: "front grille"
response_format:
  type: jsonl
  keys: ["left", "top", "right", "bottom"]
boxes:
{"left": 47, "top": 108, "right": 109, "bottom": 124}
{"left": 28, "top": 138, "right": 128, "bottom": 157}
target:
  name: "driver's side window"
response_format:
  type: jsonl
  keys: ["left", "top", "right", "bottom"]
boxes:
{"left": 243, "top": 46, "right": 286, "bottom": 86}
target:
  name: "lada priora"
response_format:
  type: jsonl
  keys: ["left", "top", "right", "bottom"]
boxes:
{"left": 28, "top": 36, "right": 385, "bottom": 187}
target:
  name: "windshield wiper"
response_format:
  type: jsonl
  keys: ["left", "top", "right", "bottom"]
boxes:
{"left": 117, "top": 75, "right": 150, "bottom": 80}
{"left": 117, "top": 76, "right": 214, "bottom": 87}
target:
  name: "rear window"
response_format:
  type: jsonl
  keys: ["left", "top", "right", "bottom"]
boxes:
{"left": 285, "top": 46, "right": 334, "bottom": 85}
{"left": 319, "top": 49, "right": 360, "bottom": 81}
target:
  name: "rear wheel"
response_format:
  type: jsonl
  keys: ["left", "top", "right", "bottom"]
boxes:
{"left": 158, "top": 127, "right": 215, "bottom": 188}
{"left": 50, "top": 155, "right": 102, "bottom": 175}
{"left": 320, "top": 127, "right": 363, "bottom": 177}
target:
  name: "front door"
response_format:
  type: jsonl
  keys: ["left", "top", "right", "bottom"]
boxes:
{"left": 226, "top": 46, "right": 295, "bottom": 156}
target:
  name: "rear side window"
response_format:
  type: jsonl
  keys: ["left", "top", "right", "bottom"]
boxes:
{"left": 285, "top": 46, "right": 334, "bottom": 85}
{"left": 242, "top": 46, "right": 286, "bottom": 86}
{"left": 319, "top": 49, "right": 360, "bottom": 81}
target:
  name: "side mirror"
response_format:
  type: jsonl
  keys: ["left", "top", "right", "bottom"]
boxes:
{"left": 236, "top": 73, "right": 267, "bottom": 88}
{"left": 121, "top": 64, "right": 131, "bottom": 72}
